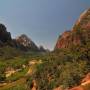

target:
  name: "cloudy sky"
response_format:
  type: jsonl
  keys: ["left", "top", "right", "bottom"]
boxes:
{"left": 0, "top": 0, "right": 90, "bottom": 50}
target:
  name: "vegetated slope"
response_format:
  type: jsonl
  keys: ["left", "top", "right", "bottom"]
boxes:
{"left": 27, "top": 9, "right": 90, "bottom": 90}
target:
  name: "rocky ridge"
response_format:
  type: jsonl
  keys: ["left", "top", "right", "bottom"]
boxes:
{"left": 0, "top": 24, "right": 41, "bottom": 51}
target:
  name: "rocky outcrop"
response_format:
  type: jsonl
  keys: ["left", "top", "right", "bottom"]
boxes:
{"left": 70, "top": 86, "right": 84, "bottom": 90}
{"left": 31, "top": 80, "right": 37, "bottom": 90}
{"left": 81, "top": 73, "right": 90, "bottom": 86}
{"left": 55, "top": 31, "right": 72, "bottom": 49}
{"left": 70, "top": 73, "right": 90, "bottom": 90}
{"left": 39, "top": 45, "right": 46, "bottom": 52}
{"left": 55, "top": 8, "right": 90, "bottom": 50}
{"left": 53, "top": 87, "right": 62, "bottom": 90}
{"left": 0, "top": 24, "right": 12, "bottom": 44}
{"left": 73, "top": 8, "right": 90, "bottom": 30}
{"left": 15, "top": 34, "right": 39, "bottom": 51}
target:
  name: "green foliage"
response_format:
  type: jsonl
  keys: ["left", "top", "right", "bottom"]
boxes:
{"left": 27, "top": 48, "right": 90, "bottom": 89}
{"left": 0, "top": 61, "right": 6, "bottom": 82}
{"left": 6, "top": 68, "right": 29, "bottom": 82}
{"left": 0, "top": 46, "right": 23, "bottom": 60}
{"left": 4, "top": 84, "right": 27, "bottom": 90}
{"left": 0, "top": 35, "right": 89, "bottom": 90}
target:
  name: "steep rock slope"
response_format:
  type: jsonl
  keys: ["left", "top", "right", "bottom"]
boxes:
{"left": 0, "top": 24, "right": 12, "bottom": 45}
{"left": 0, "top": 24, "right": 39, "bottom": 51}
{"left": 15, "top": 34, "right": 39, "bottom": 51}
{"left": 55, "top": 9, "right": 90, "bottom": 49}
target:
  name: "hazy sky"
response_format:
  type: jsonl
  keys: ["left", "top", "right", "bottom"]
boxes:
{"left": 0, "top": 0, "right": 90, "bottom": 50}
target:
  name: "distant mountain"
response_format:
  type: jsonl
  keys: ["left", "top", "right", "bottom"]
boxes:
{"left": 0, "top": 24, "right": 12, "bottom": 46}
{"left": 15, "top": 34, "right": 39, "bottom": 51}
{"left": 0, "top": 24, "right": 41, "bottom": 52}
{"left": 55, "top": 8, "right": 90, "bottom": 50}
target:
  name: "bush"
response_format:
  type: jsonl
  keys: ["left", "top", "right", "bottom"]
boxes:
{"left": 27, "top": 49, "right": 90, "bottom": 89}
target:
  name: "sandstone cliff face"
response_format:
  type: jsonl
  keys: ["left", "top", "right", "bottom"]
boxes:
{"left": 70, "top": 73, "right": 90, "bottom": 90}
{"left": 73, "top": 8, "right": 90, "bottom": 30}
{"left": 55, "top": 9, "right": 90, "bottom": 49}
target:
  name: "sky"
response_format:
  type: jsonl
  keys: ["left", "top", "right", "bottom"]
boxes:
{"left": 0, "top": 0, "right": 90, "bottom": 50}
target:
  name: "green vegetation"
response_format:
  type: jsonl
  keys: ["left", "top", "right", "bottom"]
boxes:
{"left": 0, "top": 42, "right": 90, "bottom": 90}
{"left": 6, "top": 68, "right": 28, "bottom": 82}
{"left": 0, "top": 45, "right": 46, "bottom": 90}
{"left": 0, "top": 27, "right": 89, "bottom": 90}
{"left": 27, "top": 42, "right": 90, "bottom": 90}
{"left": 0, "top": 61, "right": 6, "bottom": 82}
{"left": 4, "top": 84, "right": 27, "bottom": 90}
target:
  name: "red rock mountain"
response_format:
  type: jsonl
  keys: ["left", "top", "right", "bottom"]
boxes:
{"left": 55, "top": 9, "right": 90, "bottom": 49}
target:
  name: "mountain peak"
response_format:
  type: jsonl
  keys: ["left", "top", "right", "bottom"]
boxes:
{"left": 15, "top": 34, "right": 39, "bottom": 51}
{"left": 73, "top": 8, "right": 90, "bottom": 30}
{"left": 16, "top": 34, "right": 32, "bottom": 41}
{"left": 16, "top": 34, "right": 32, "bottom": 47}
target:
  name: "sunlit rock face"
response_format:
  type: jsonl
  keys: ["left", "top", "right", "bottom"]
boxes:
{"left": 73, "top": 8, "right": 90, "bottom": 30}
{"left": 55, "top": 9, "right": 90, "bottom": 50}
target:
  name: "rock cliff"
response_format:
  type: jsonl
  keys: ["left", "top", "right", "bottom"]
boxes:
{"left": 55, "top": 9, "right": 90, "bottom": 49}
